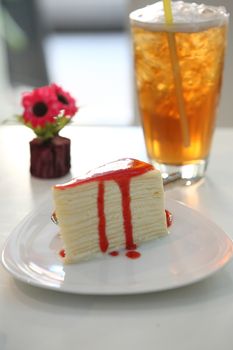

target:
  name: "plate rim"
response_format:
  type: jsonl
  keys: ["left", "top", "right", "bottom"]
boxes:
{"left": 2, "top": 198, "right": 233, "bottom": 295}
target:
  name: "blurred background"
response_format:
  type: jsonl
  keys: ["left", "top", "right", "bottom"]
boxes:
{"left": 0, "top": 0, "right": 232, "bottom": 126}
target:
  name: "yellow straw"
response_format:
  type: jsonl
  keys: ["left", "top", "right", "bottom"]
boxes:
{"left": 162, "top": 0, "right": 190, "bottom": 147}
{"left": 163, "top": 0, "right": 173, "bottom": 24}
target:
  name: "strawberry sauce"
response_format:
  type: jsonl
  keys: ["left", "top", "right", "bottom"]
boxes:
{"left": 165, "top": 209, "right": 173, "bottom": 227}
{"left": 109, "top": 251, "right": 119, "bottom": 257}
{"left": 126, "top": 251, "right": 141, "bottom": 259}
{"left": 97, "top": 181, "right": 108, "bottom": 252}
{"left": 59, "top": 249, "right": 66, "bottom": 258}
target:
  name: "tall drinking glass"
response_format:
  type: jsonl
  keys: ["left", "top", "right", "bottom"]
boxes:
{"left": 130, "top": 1, "right": 229, "bottom": 183}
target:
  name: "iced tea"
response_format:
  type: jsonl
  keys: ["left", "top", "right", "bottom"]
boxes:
{"left": 130, "top": 2, "right": 228, "bottom": 178}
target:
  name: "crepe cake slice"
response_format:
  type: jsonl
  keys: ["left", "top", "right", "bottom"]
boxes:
{"left": 53, "top": 158, "right": 168, "bottom": 263}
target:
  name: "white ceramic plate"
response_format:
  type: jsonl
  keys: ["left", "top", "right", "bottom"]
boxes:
{"left": 2, "top": 198, "right": 233, "bottom": 295}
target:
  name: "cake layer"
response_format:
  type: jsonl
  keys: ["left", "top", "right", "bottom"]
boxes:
{"left": 53, "top": 159, "right": 168, "bottom": 263}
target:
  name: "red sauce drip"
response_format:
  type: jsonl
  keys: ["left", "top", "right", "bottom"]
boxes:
{"left": 109, "top": 251, "right": 119, "bottom": 256}
{"left": 165, "top": 209, "right": 173, "bottom": 227}
{"left": 97, "top": 181, "right": 108, "bottom": 252}
{"left": 55, "top": 159, "right": 154, "bottom": 254}
{"left": 117, "top": 178, "right": 134, "bottom": 250}
{"left": 126, "top": 251, "right": 141, "bottom": 259}
{"left": 127, "top": 243, "right": 138, "bottom": 250}
{"left": 59, "top": 249, "right": 66, "bottom": 258}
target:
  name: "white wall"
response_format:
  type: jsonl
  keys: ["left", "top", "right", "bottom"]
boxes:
{"left": 39, "top": 0, "right": 127, "bottom": 29}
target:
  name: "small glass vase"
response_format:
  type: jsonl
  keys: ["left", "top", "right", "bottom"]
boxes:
{"left": 29, "top": 135, "right": 71, "bottom": 179}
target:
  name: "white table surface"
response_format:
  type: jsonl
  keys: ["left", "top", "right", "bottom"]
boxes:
{"left": 1, "top": 125, "right": 233, "bottom": 350}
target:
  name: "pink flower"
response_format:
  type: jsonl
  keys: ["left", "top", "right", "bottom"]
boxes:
{"left": 22, "top": 86, "right": 60, "bottom": 128}
{"left": 20, "top": 84, "right": 78, "bottom": 140}
{"left": 51, "top": 84, "right": 78, "bottom": 117}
